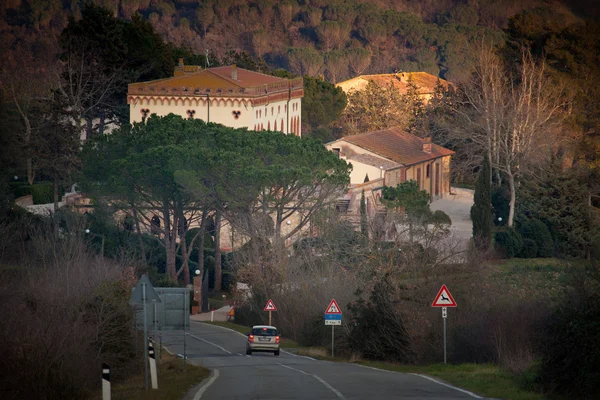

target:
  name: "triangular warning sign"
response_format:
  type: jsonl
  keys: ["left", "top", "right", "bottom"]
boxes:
{"left": 264, "top": 299, "right": 277, "bottom": 311}
{"left": 432, "top": 285, "right": 457, "bottom": 307}
{"left": 325, "top": 299, "right": 342, "bottom": 314}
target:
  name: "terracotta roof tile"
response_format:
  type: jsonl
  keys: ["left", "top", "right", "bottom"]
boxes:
{"left": 129, "top": 66, "right": 299, "bottom": 96}
{"left": 342, "top": 127, "right": 454, "bottom": 166}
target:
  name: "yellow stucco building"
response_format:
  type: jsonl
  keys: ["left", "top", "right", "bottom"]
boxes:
{"left": 326, "top": 127, "right": 454, "bottom": 201}
{"left": 336, "top": 71, "right": 452, "bottom": 102}
{"left": 127, "top": 60, "right": 304, "bottom": 135}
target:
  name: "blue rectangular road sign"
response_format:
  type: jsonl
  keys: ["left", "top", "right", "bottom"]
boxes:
{"left": 325, "top": 314, "right": 342, "bottom": 321}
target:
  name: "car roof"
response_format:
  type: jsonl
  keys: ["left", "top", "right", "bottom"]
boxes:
{"left": 252, "top": 325, "right": 277, "bottom": 329}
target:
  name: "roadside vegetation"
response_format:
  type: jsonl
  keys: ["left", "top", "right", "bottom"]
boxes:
{"left": 95, "top": 351, "right": 209, "bottom": 400}
{"left": 1, "top": 2, "right": 600, "bottom": 400}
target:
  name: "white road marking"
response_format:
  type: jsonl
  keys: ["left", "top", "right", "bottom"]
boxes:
{"left": 278, "top": 363, "right": 346, "bottom": 400}
{"left": 195, "top": 322, "right": 321, "bottom": 362}
{"left": 187, "top": 332, "right": 232, "bottom": 354}
{"left": 281, "top": 350, "right": 316, "bottom": 360}
{"left": 193, "top": 369, "right": 219, "bottom": 400}
{"left": 193, "top": 321, "right": 247, "bottom": 338}
{"left": 411, "top": 373, "right": 482, "bottom": 399}
{"left": 237, "top": 353, "right": 243, "bottom": 356}
{"left": 354, "top": 364, "right": 393, "bottom": 373}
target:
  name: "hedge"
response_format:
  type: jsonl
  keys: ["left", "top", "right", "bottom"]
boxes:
{"left": 30, "top": 182, "right": 54, "bottom": 204}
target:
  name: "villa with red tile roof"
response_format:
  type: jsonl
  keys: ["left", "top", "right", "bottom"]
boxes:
{"left": 336, "top": 72, "right": 452, "bottom": 101}
{"left": 127, "top": 60, "right": 304, "bottom": 135}
{"left": 326, "top": 127, "right": 454, "bottom": 201}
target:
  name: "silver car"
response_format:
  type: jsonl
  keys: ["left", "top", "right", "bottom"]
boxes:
{"left": 246, "top": 325, "right": 280, "bottom": 356}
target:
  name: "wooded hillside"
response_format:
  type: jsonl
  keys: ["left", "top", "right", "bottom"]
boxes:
{"left": 0, "top": 0, "right": 593, "bottom": 83}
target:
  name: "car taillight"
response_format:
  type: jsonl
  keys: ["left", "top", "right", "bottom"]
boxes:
{"left": 275, "top": 336, "right": 280, "bottom": 344}
{"left": 249, "top": 334, "right": 254, "bottom": 342}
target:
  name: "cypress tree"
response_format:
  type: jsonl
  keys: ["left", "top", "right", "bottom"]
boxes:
{"left": 360, "top": 189, "right": 368, "bottom": 237}
{"left": 471, "top": 156, "right": 494, "bottom": 249}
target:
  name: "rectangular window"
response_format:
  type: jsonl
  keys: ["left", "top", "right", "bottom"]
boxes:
{"left": 426, "top": 164, "right": 431, "bottom": 178}
{"left": 252, "top": 328, "right": 278, "bottom": 336}
{"left": 417, "top": 168, "right": 421, "bottom": 189}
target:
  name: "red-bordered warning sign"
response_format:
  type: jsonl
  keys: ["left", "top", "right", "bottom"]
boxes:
{"left": 325, "top": 299, "right": 342, "bottom": 314}
{"left": 431, "top": 285, "right": 457, "bottom": 307}
{"left": 264, "top": 299, "right": 277, "bottom": 311}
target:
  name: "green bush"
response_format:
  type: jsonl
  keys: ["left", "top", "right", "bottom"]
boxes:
{"left": 347, "top": 276, "right": 413, "bottom": 362}
{"left": 494, "top": 227, "right": 523, "bottom": 258}
{"left": 518, "top": 218, "right": 554, "bottom": 257}
{"left": 539, "top": 284, "right": 600, "bottom": 397}
{"left": 492, "top": 186, "right": 510, "bottom": 226}
{"left": 518, "top": 238, "right": 538, "bottom": 258}
{"left": 14, "top": 185, "right": 31, "bottom": 198}
{"left": 30, "top": 182, "right": 54, "bottom": 204}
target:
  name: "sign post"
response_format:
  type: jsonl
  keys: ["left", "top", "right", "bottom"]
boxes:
{"left": 264, "top": 299, "right": 277, "bottom": 325}
{"left": 431, "top": 285, "right": 457, "bottom": 364}
{"left": 129, "top": 275, "right": 161, "bottom": 391}
{"left": 324, "top": 299, "right": 342, "bottom": 358}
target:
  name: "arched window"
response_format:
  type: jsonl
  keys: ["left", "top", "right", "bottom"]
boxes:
{"left": 426, "top": 164, "right": 431, "bottom": 178}
{"left": 271, "top": 106, "right": 274, "bottom": 116}
{"left": 267, "top": 121, "right": 270, "bottom": 130}
{"left": 281, "top": 119, "right": 284, "bottom": 132}
{"left": 278, "top": 105, "right": 281, "bottom": 114}
{"left": 274, "top": 120, "right": 277, "bottom": 131}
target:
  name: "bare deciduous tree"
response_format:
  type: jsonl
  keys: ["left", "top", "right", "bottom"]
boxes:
{"left": 451, "top": 45, "right": 568, "bottom": 226}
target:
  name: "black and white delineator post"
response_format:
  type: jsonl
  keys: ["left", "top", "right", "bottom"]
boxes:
{"left": 129, "top": 275, "right": 161, "bottom": 391}
{"left": 102, "top": 363, "right": 111, "bottom": 400}
{"left": 148, "top": 339, "right": 158, "bottom": 389}
{"left": 431, "top": 285, "right": 457, "bottom": 365}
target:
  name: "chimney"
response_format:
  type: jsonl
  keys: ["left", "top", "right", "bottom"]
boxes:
{"left": 423, "top": 137, "right": 432, "bottom": 153}
{"left": 231, "top": 64, "right": 237, "bottom": 80}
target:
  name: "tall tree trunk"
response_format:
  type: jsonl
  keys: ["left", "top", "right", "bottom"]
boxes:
{"left": 99, "top": 112, "right": 105, "bottom": 136}
{"left": 53, "top": 177, "right": 59, "bottom": 212}
{"left": 27, "top": 158, "right": 34, "bottom": 185}
{"left": 130, "top": 203, "right": 146, "bottom": 264}
{"left": 164, "top": 202, "right": 177, "bottom": 282}
{"left": 214, "top": 209, "right": 222, "bottom": 292}
{"left": 181, "top": 231, "right": 190, "bottom": 286}
{"left": 86, "top": 117, "right": 93, "bottom": 141}
{"left": 507, "top": 169, "right": 516, "bottom": 227}
{"left": 197, "top": 209, "right": 208, "bottom": 282}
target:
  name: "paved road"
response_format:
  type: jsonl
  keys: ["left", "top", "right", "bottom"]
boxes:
{"left": 162, "top": 322, "right": 483, "bottom": 400}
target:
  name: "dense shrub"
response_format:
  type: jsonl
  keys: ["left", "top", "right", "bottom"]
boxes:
{"left": 539, "top": 278, "right": 600, "bottom": 398}
{"left": 347, "top": 275, "right": 413, "bottom": 362}
{"left": 30, "top": 182, "right": 54, "bottom": 204}
{"left": 491, "top": 186, "right": 510, "bottom": 226}
{"left": 518, "top": 219, "right": 553, "bottom": 257}
{"left": 518, "top": 238, "right": 538, "bottom": 258}
{"left": 494, "top": 227, "right": 523, "bottom": 258}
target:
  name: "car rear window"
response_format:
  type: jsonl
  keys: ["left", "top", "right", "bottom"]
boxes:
{"left": 252, "top": 328, "right": 278, "bottom": 336}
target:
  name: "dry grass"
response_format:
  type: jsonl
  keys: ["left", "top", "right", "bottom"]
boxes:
{"left": 94, "top": 351, "right": 210, "bottom": 400}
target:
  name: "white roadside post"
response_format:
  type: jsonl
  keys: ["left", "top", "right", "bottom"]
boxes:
{"left": 102, "top": 363, "right": 111, "bottom": 400}
{"left": 148, "top": 339, "right": 158, "bottom": 389}
{"left": 264, "top": 299, "right": 277, "bottom": 325}
{"left": 324, "top": 299, "right": 342, "bottom": 358}
{"left": 431, "top": 285, "right": 457, "bottom": 365}
{"left": 129, "top": 275, "right": 161, "bottom": 392}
